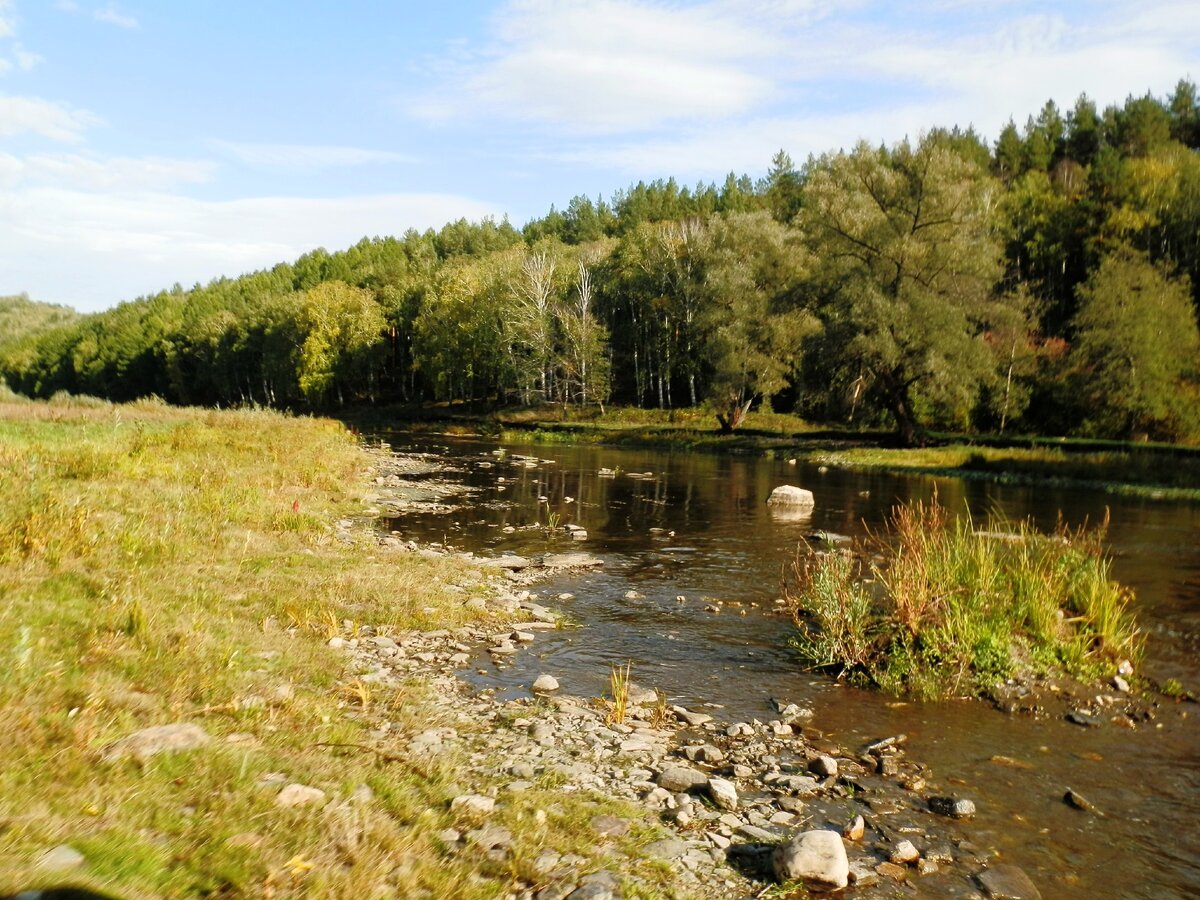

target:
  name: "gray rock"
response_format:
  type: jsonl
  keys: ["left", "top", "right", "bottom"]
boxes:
{"left": 658, "top": 765, "right": 708, "bottom": 793}
{"left": 541, "top": 552, "right": 604, "bottom": 569}
{"left": 766, "top": 485, "right": 816, "bottom": 509}
{"left": 101, "top": 722, "right": 211, "bottom": 763}
{"left": 35, "top": 844, "right": 85, "bottom": 871}
{"left": 467, "top": 825, "right": 512, "bottom": 851}
{"left": 708, "top": 777, "right": 739, "bottom": 811}
{"left": 533, "top": 674, "right": 560, "bottom": 693}
{"left": 590, "top": 814, "right": 630, "bottom": 838}
{"left": 927, "top": 796, "right": 976, "bottom": 818}
{"left": 977, "top": 864, "right": 1043, "bottom": 899}
{"left": 738, "top": 823, "right": 777, "bottom": 842}
{"left": 568, "top": 870, "right": 621, "bottom": 900}
{"left": 682, "top": 743, "right": 724, "bottom": 764}
{"left": 275, "top": 783, "right": 327, "bottom": 808}
{"left": 809, "top": 755, "right": 839, "bottom": 778}
{"left": 1112, "top": 674, "right": 1130, "bottom": 693}
{"left": 773, "top": 830, "right": 849, "bottom": 890}
{"left": 537, "top": 883, "right": 578, "bottom": 900}
{"left": 480, "top": 555, "right": 533, "bottom": 570}
{"left": 450, "top": 794, "right": 495, "bottom": 818}
{"left": 645, "top": 838, "right": 688, "bottom": 859}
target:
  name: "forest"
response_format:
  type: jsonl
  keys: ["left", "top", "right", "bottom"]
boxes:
{"left": 3, "top": 81, "right": 1200, "bottom": 445}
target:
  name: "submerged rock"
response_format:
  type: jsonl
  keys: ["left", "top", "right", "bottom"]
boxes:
{"left": 928, "top": 796, "right": 976, "bottom": 818}
{"left": 977, "top": 864, "right": 1043, "bottom": 899}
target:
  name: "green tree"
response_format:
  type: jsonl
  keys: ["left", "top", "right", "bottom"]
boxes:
{"left": 296, "top": 281, "right": 386, "bottom": 406}
{"left": 700, "top": 213, "right": 817, "bottom": 431}
{"left": 799, "top": 137, "right": 1005, "bottom": 444}
{"left": 1069, "top": 249, "right": 1200, "bottom": 439}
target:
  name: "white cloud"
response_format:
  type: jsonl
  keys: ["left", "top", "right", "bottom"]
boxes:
{"left": 209, "top": 140, "right": 415, "bottom": 170}
{"left": 414, "top": 0, "right": 780, "bottom": 133}
{"left": 0, "top": 151, "right": 215, "bottom": 191}
{"left": 93, "top": 4, "right": 137, "bottom": 29}
{"left": 0, "top": 0, "right": 14, "bottom": 40}
{"left": 0, "top": 189, "right": 499, "bottom": 311}
{"left": 0, "top": 94, "right": 100, "bottom": 141}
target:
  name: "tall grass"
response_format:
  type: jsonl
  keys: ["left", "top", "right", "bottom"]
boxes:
{"left": 786, "top": 496, "right": 1141, "bottom": 699}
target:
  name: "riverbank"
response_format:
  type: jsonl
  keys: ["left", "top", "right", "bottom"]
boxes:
{"left": 0, "top": 396, "right": 1061, "bottom": 899}
{"left": 341, "top": 404, "right": 1200, "bottom": 501}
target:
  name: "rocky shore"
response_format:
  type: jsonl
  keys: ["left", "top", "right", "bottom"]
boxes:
{"left": 319, "top": 448, "right": 1054, "bottom": 899}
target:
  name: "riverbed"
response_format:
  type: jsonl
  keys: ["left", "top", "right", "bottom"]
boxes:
{"left": 378, "top": 432, "right": 1200, "bottom": 899}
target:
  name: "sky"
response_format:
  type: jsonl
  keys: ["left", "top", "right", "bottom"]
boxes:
{"left": 1, "top": 1, "right": 1197, "bottom": 313}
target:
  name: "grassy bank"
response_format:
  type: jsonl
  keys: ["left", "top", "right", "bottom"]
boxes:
{"left": 343, "top": 404, "right": 1200, "bottom": 499}
{"left": 0, "top": 395, "right": 666, "bottom": 898}
{"left": 785, "top": 496, "right": 1141, "bottom": 699}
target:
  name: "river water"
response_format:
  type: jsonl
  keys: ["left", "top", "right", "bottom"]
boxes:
{"left": 379, "top": 432, "right": 1200, "bottom": 899}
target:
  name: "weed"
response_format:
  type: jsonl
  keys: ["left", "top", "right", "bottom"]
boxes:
{"left": 602, "top": 662, "right": 633, "bottom": 726}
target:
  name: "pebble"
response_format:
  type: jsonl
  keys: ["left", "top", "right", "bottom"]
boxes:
{"left": 843, "top": 814, "right": 865, "bottom": 841}
{"left": 809, "top": 754, "right": 839, "bottom": 777}
{"left": 1063, "top": 788, "right": 1102, "bottom": 815}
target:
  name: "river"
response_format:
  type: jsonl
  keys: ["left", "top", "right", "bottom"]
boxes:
{"left": 378, "top": 432, "right": 1200, "bottom": 899}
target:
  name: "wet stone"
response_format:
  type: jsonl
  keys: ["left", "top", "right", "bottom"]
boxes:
{"left": 928, "top": 796, "right": 977, "bottom": 818}
{"left": 977, "top": 864, "right": 1043, "bottom": 900}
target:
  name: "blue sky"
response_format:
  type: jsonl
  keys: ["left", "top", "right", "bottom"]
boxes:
{"left": 1, "top": 0, "right": 1197, "bottom": 313}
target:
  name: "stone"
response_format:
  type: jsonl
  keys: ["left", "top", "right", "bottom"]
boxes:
{"left": 533, "top": 674, "right": 560, "bottom": 693}
{"left": 538, "top": 883, "right": 578, "bottom": 900}
{"left": 1112, "top": 674, "right": 1130, "bottom": 693}
{"left": 36, "top": 844, "right": 85, "bottom": 871}
{"left": 590, "top": 814, "right": 629, "bottom": 838}
{"left": 918, "top": 858, "right": 940, "bottom": 876}
{"left": 101, "top": 722, "right": 211, "bottom": 763}
{"left": 569, "top": 870, "right": 621, "bottom": 899}
{"left": 847, "top": 859, "right": 879, "bottom": 886}
{"left": 541, "top": 552, "right": 604, "bottom": 569}
{"left": 708, "top": 777, "right": 739, "bottom": 811}
{"left": 480, "top": 555, "right": 533, "bottom": 570}
{"left": 890, "top": 840, "right": 919, "bottom": 864}
{"left": 843, "top": 814, "right": 865, "bottom": 841}
{"left": 451, "top": 794, "right": 496, "bottom": 818}
{"left": 276, "top": 783, "right": 327, "bottom": 808}
{"left": 977, "top": 864, "right": 1043, "bottom": 899}
{"left": 809, "top": 755, "right": 839, "bottom": 778}
{"left": 927, "top": 796, "right": 976, "bottom": 818}
{"left": 437, "top": 828, "right": 462, "bottom": 844}
{"left": 467, "top": 825, "right": 512, "bottom": 852}
{"left": 766, "top": 485, "right": 816, "bottom": 509}
{"left": 876, "top": 861, "right": 908, "bottom": 882}
{"left": 739, "top": 823, "right": 777, "bottom": 843}
{"left": 657, "top": 765, "right": 708, "bottom": 793}
{"left": 772, "top": 830, "right": 849, "bottom": 890}
{"left": 1063, "top": 788, "right": 1102, "bottom": 815}
{"left": 645, "top": 838, "right": 688, "bottom": 860}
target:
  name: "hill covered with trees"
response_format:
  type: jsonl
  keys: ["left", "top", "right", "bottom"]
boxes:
{"left": 3, "top": 82, "right": 1199, "bottom": 444}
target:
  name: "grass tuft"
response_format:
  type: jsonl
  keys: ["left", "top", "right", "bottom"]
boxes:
{"left": 785, "top": 494, "right": 1141, "bottom": 699}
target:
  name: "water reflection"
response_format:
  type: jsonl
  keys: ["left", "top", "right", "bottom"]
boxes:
{"left": 380, "top": 432, "right": 1200, "bottom": 899}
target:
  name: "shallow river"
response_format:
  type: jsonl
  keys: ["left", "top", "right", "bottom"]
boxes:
{"left": 379, "top": 432, "right": 1200, "bottom": 899}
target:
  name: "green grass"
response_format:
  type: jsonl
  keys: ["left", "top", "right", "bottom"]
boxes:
{"left": 785, "top": 495, "right": 1142, "bottom": 699}
{"left": 0, "top": 398, "right": 680, "bottom": 899}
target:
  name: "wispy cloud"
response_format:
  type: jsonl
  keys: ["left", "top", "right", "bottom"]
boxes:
{"left": 209, "top": 140, "right": 415, "bottom": 170}
{"left": 411, "top": 0, "right": 781, "bottom": 133}
{"left": 0, "top": 151, "right": 214, "bottom": 191}
{"left": 0, "top": 189, "right": 498, "bottom": 310}
{"left": 0, "top": 93, "right": 100, "bottom": 141}
{"left": 93, "top": 4, "right": 137, "bottom": 29}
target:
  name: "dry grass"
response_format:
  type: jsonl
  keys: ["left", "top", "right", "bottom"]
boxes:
{"left": 0, "top": 399, "right": 671, "bottom": 898}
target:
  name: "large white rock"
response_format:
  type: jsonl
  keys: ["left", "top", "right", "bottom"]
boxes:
{"left": 773, "top": 830, "right": 849, "bottom": 890}
{"left": 767, "top": 485, "right": 816, "bottom": 509}
{"left": 708, "top": 777, "right": 739, "bottom": 811}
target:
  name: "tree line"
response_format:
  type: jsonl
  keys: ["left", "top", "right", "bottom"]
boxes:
{"left": 3, "top": 81, "right": 1200, "bottom": 444}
